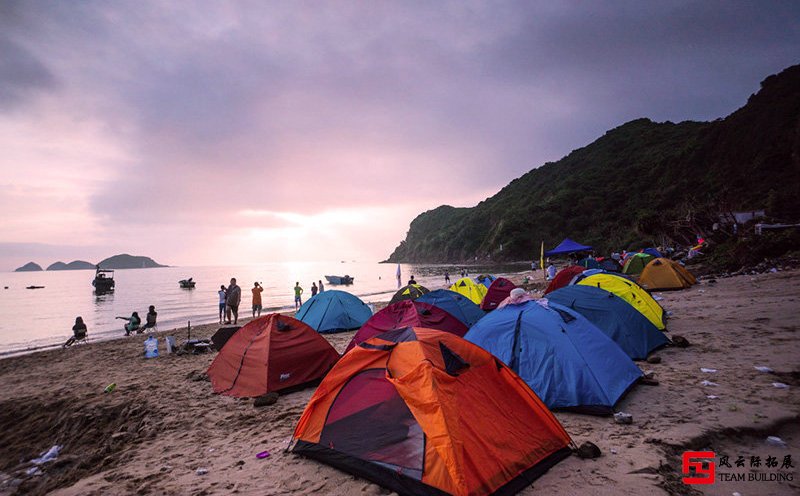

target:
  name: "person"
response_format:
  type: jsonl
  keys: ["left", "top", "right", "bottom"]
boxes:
{"left": 143, "top": 305, "right": 158, "bottom": 332}
{"left": 444, "top": 271, "right": 450, "bottom": 284}
{"left": 408, "top": 275, "right": 417, "bottom": 285}
{"left": 546, "top": 262, "right": 557, "bottom": 281}
{"left": 117, "top": 311, "right": 141, "bottom": 336}
{"left": 218, "top": 285, "right": 227, "bottom": 324}
{"left": 226, "top": 278, "right": 241, "bottom": 325}
{"left": 63, "top": 316, "right": 87, "bottom": 347}
{"left": 318, "top": 279, "right": 324, "bottom": 293}
{"left": 294, "top": 282, "right": 303, "bottom": 310}
{"left": 311, "top": 282, "right": 318, "bottom": 297}
{"left": 252, "top": 282, "right": 263, "bottom": 318}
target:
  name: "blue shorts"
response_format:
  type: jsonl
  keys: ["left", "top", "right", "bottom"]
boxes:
{"left": 219, "top": 303, "right": 225, "bottom": 312}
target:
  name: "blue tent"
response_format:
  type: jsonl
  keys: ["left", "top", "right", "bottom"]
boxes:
{"left": 464, "top": 300, "right": 641, "bottom": 414}
{"left": 474, "top": 274, "right": 496, "bottom": 288}
{"left": 546, "top": 285, "right": 669, "bottom": 359}
{"left": 295, "top": 290, "right": 372, "bottom": 334}
{"left": 571, "top": 269, "right": 635, "bottom": 285}
{"left": 598, "top": 259, "right": 622, "bottom": 272}
{"left": 576, "top": 258, "right": 600, "bottom": 269}
{"left": 544, "top": 238, "right": 593, "bottom": 257}
{"left": 643, "top": 248, "right": 663, "bottom": 258}
{"left": 416, "top": 289, "right": 485, "bottom": 327}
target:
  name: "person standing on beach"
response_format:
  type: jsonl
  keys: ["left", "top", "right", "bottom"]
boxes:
{"left": 318, "top": 280, "right": 324, "bottom": 293}
{"left": 311, "top": 282, "right": 318, "bottom": 297}
{"left": 408, "top": 275, "right": 417, "bottom": 285}
{"left": 444, "top": 271, "right": 450, "bottom": 284}
{"left": 252, "top": 282, "right": 263, "bottom": 318}
{"left": 218, "top": 285, "right": 226, "bottom": 324}
{"left": 294, "top": 282, "right": 304, "bottom": 310}
{"left": 226, "top": 278, "right": 241, "bottom": 325}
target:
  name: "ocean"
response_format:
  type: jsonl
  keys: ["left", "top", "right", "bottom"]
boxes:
{"left": 0, "top": 261, "right": 530, "bottom": 355}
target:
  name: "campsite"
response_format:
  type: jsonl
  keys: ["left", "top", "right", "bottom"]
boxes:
{"left": 0, "top": 264, "right": 798, "bottom": 495}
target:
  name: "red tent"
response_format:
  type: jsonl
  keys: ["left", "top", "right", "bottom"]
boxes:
{"left": 544, "top": 265, "right": 586, "bottom": 294}
{"left": 344, "top": 300, "right": 468, "bottom": 353}
{"left": 207, "top": 314, "right": 339, "bottom": 397}
{"left": 480, "top": 277, "right": 517, "bottom": 310}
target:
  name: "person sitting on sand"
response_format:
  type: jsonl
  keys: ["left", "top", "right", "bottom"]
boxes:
{"left": 117, "top": 311, "right": 141, "bottom": 336}
{"left": 63, "top": 316, "right": 87, "bottom": 347}
{"left": 143, "top": 305, "right": 158, "bottom": 332}
{"left": 546, "top": 263, "right": 557, "bottom": 280}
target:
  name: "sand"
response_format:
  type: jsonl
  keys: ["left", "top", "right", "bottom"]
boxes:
{"left": 0, "top": 270, "right": 798, "bottom": 495}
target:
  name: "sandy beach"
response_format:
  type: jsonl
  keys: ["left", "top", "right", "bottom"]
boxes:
{"left": 0, "top": 269, "right": 798, "bottom": 495}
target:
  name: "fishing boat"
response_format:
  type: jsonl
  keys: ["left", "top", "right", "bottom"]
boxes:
{"left": 324, "top": 275, "right": 354, "bottom": 285}
{"left": 179, "top": 278, "right": 196, "bottom": 289}
{"left": 92, "top": 266, "right": 115, "bottom": 292}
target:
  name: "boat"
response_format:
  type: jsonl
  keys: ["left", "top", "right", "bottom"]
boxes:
{"left": 179, "top": 278, "right": 196, "bottom": 289}
{"left": 92, "top": 267, "right": 115, "bottom": 292}
{"left": 324, "top": 275, "right": 354, "bottom": 285}
{"left": 26, "top": 286, "right": 45, "bottom": 289}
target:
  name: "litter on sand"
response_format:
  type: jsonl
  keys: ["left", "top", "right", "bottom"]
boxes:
{"left": 196, "top": 468, "right": 209, "bottom": 475}
{"left": 772, "top": 382, "right": 789, "bottom": 389}
{"left": 700, "top": 368, "right": 717, "bottom": 373}
{"left": 701, "top": 380, "right": 718, "bottom": 387}
{"left": 31, "top": 445, "right": 62, "bottom": 465}
{"left": 256, "top": 451, "right": 271, "bottom": 459}
{"left": 754, "top": 366, "right": 773, "bottom": 373}
{"left": 766, "top": 436, "right": 787, "bottom": 447}
{"left": 707, "top": 395, "right": 719, "bottom": 399}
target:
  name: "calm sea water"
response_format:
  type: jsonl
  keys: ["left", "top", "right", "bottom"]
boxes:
{"left": 0, "top": 261, "right": 529, "bottom": 355}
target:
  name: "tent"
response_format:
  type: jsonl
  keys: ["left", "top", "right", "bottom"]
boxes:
{"left": 546, "top": 285, "right": 669, "bottom": 359}
{"left": 207, "top": 314, "right": 339, "bottom": 397}
{"left": 643, "top": 248, "right": 663, "bottom": 258}
{"left": 465, "top": 300, "right": 642, "bottom": 414}
{"left": 598, "top": 258, "right": 622, "bottom": 273}
{"left": 576, "top": 258, "right": 600, "bottom": 269}
{"left": 210, "top": 326, "right": 241, "bottom": 351}
{"left": 544, "top": 238, "right": 592, "bottom": 257}
{"left": 416, "top": 289, "right": 485, "bottom": 327}
{"left": 480, "top": 277, "right": 517, "bottom": 311}
{"left": 390, "top": 284, "right": 429, "bottom": 304}
{"left": 544, "top": 265, "right": 586, "bottom": 294}
{"left": 295, "top": 290, "right": 372, "bottom": 334}
{"left": 622, "top": 253, "right": 655, "bottom": 275}
{"left": 576, "top": 273, "right": 665, "bottom": 330}
{"left": 474, "top": 274, "right": 496, "bottom": 288}
{"left": 291, "top": 327, "right": 572, "bottom": 496}
{"left": 344, "top": 300, "right": 468, "bottom": 353}
{"left": 638, "top": 258, "right": 697, "bottom": 291}
{"left": 449, "top": 277, "right": 488, "bottom": 305}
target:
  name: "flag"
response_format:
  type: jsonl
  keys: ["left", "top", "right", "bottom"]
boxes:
{"left": 540, "top": 241, "right": 546, "bottom": 281}
{"left": 396, "top": 264, "right": 402, "bottom": 288}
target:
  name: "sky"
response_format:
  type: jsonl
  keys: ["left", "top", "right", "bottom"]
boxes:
{"left": 1, "top": 1, "right": 798, "bottom": 270}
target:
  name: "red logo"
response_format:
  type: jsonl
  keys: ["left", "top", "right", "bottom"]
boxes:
{"left": 682, "top": 451, "right": 716, "bottom": 484}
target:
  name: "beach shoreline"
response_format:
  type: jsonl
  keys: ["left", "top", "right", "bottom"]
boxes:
{"left": 0, "top": 269, "right": 797, "bottom": 495}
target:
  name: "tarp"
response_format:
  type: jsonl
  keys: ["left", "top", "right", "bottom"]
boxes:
{"left": 291, "top": 327, "right": 572, "bottom": 496}
{"left": 546, "top": 285, "right": 669, "bottom": 359}
{"left": 295, "top": 290, "right": 373, "bottom": 334}
{"left": 465, "top": 300, "right": 642, "bottom": 414}
{"left": 207, "top": 314, "right": 339, "bottom": 397}
{"left": 416, "top": 289, "right": 485, "bottom": 327}
{"left": 544, "top": 238, "right": 593, "bottom": 257}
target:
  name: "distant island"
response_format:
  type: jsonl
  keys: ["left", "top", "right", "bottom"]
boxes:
{"left": 47, "top": 260, "right": 96, "bottom": 271}
{"left": 13, "top": 254, "right": 167, "bottom": 272}
{"left": 14, "top": 262, "right": 43, "bottom": 272}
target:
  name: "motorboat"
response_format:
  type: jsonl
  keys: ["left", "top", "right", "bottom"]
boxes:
{"left": 324, "top": 275, "right": 354, "bottom": 285}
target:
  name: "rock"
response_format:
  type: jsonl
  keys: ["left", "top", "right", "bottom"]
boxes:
{"left": 646, "top": 355, "right": 662, "bottom": 364}
{"left": 671, "top": 335, "right": 690, "bottom": 348}
{"left": 254, "top": 393, "right": 279, "bottom": 407}
{"left": 575, "top": 441, "right": 602, "bottom": 459}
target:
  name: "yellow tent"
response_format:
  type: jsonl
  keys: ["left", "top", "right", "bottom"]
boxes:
{"left": 639, "top": 258, "right": 696, "bottom": 291}
{"left": 577, "top": 273, "right": 665, "bottom": 330}
{"left": 449, "top": 277, "right": 488, "bottom": 305}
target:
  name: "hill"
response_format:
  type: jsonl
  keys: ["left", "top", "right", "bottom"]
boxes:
{"left": 14, "top": 262, "right": 43, "bottom": 272}
{"left": 97, "top": 254, "right": 167, "bottom": 269}
{"left": 386, "top": 64, "right": 800, "bottom": 263}
{"left": 47, "top": 260, "right": 95, "bottom": 271}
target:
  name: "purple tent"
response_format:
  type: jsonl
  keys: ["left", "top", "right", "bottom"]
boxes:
{"left": 544, "top": 238, "right": 593, "bottom": 257}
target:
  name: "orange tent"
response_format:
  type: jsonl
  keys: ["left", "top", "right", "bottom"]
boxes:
{"left": 638, "top": 258, "right": 697, "bottom": 291}
{"left": 207, "top": 314, "right": 339, "bottom": 397}
{"left": 291, "top": 327, "right": 572, "bottom": 496}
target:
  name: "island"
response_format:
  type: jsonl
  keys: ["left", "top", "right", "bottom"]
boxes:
{"left": 47, "top": 260, "right": 96, "bottom": 271}
{"left": 14, "top": 262, "right": 43, "bottom": 272}
{"left": 97, "top": 254, "right": 167, "bottom": 269}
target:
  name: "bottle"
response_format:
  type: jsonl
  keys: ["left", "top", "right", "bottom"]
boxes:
{"left": 104, "top": 383, "right": 117, "bottom": 393}
{"left": 144, "top": 336, "right": 159, "bottom": 359}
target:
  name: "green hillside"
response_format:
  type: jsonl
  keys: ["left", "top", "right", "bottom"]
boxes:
{"left": 386, "top": 64, "right": 800, "bottom": 263}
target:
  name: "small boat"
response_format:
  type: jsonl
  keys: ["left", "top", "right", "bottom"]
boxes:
{"left": 92, "top": 267, "right": 115, "bottom": 292}
{"left": 325, "top": 275, "right": 354, "bottom": 285}
{"left": 26, "top": 285, "right": 45, "bottom": 289}
{"left": 179, "top": 278, "right": 196, "bottom": 289}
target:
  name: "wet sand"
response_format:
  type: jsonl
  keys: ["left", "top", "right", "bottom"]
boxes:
{"left": 0, "top": 270, "right": 798, "bottom": 495}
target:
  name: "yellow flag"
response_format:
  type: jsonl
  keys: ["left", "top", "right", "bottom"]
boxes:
{"left": 540, "top": 241, "right": 545, "bottom": 270}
